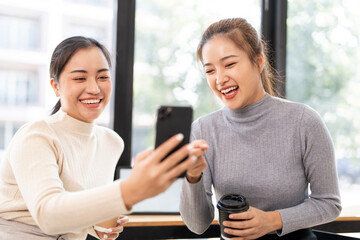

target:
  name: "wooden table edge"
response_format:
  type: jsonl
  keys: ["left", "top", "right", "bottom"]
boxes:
{"left": 124, "top": 215, "right": 359, "bottom": 227}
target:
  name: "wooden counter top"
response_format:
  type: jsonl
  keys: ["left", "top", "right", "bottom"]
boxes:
{"left": 124, "top": 215, "right": 358, "bottom": 227}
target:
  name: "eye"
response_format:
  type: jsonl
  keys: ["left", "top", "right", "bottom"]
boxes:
{"left": 205, "top": 69, "right": 214, "bottom": 74}
{"left": 74, "top": 77, "right": 86, "bottom": 81}
{"left": 225, "top": 62, "right": 236, "bottom": 68}
{"left": 98, "top": 75, "right": 110, "bottom": 81}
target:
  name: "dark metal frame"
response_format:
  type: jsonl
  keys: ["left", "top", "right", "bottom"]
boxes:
{"left": 261, "top": 0, "right": 287, "bottom": 97}
{"left": 113, "top": 0, "right": 136, "bottom": 179}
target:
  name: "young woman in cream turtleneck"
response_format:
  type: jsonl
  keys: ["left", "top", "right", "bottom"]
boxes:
{"left": 0, "top": 36, "right": 208, "bottom": 240}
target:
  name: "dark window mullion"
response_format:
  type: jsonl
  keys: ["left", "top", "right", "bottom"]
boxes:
{"left": 113, "top": 0, "right": 136, "bottom": 179}
{"left": 261, "top": 0, "right": 287, "bottom": 97}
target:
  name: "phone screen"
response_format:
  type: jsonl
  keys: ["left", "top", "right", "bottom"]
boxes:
{"left": 155, "top": 105, "right": 193, "bottom": 177}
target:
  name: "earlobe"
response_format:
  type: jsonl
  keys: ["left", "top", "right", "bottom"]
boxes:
{"left": 50, "top": 78, "right": 60, "bottom": 97}
{"left": 258, "top": 53, "right": 265, "bottom": 73}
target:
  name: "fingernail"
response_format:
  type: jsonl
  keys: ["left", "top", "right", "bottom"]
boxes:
{"left": 103, "top": 234, "right": 108, "bottom": 239}
{"left": 176, "top": 133, "right": 184, "bottom": 141}
{"left": 187, "top": 144, "right": 193, "bottom": 151}
{"left": 191, "top": 156, "right": 198, "bottom": 162}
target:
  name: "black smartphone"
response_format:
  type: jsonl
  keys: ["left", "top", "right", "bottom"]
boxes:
{"left": 155, "top": 105, "right": 193, "bottom": 177}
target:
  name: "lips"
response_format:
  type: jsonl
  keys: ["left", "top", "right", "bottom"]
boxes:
{"left": 79, "top": 98, "right": 103, "bottom": 108}
{"left": 219, "top": 86, "right": 239, "bottom": 99}
{"left": 80, "top": 99, "right": 101, "bottom": 104}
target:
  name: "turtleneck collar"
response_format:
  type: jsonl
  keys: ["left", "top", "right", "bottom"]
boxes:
{"left": 223, "top": 93, "right": 273, "bottom": 122}
{"left": 48, "top": 108, "right": 95, "bottom": 136}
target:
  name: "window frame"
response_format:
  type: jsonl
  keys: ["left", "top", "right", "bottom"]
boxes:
{"left": 109, "top": 0, "right": 359, "bottom": 236}
{"left": 113, "top": 0, "right": 287, "bottom": 175}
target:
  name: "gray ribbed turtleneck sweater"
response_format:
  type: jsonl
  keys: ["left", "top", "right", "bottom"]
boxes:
{"left": 180, "top": 94, "right": 341, "bottom": 236}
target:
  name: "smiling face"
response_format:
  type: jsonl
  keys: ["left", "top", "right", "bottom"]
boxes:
{"left": 202, "top": 35, "right": 265, "bottom": 110}
{"left": 50, "top": 46, "right": 112, "bottom": 123}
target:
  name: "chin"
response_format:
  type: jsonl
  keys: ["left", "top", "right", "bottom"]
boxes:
{"left": 81, "top": 113, "right": 101, "bottom": 122}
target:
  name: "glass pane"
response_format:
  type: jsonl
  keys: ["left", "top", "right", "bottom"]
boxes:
{"left": 0, "top": 124, "right": 4, "bottom": 149}
{"left": 0, "top": 14, "right": 41, "bottom": 50}
{"left": 0, "top": 69, "right": 38, "bottom": 105}
{"left": 66, "top": 0, "right": 112, "bottom": 6}
{"left": 0, "top": 71, "right": 8, "bottom": 104}
{"left": 132, "top": 0, "right": 261, "bottom": 212}
{"left": 287, "top": 0, "right": 360, "bottom": 216}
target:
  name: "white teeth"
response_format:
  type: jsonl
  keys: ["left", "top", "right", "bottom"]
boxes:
{"left": 221, "top": 86, "right": 238, "bottom": 94}
{"left": 81, "top": 99, "right": 101, "bottom": 104}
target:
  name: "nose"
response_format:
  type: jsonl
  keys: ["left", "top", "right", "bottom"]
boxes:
{"left": 86, "top": 79, "right": 100, "bottom": 94}
{"left": 215, "top": 69, "right": 229, "bottom": 86}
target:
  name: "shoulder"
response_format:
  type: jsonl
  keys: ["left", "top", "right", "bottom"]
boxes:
{"left": 269, "top": 96, "right": 321, "bottom": 120}
{"left": 192, "top": 109, "right": 223, "bottom": 129}
{"left": 191, "top": 108, "right": 223, "bottom": 138}
{"left": 271, "top": 96, "right": 326, "bottom": 129}
{"left": 7, "top": 118, "right": 61, "bottom": 161}
{"left": 94, "top": 126, "right": 124, "bottom": 148}
{"left": 14, "top": 118, "right": 56, "bottom": 140}
{"left": 269, "top": 95, "right": 306, "bottom": 112}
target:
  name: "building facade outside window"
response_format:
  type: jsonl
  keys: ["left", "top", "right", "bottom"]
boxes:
{"left": 0, "top": 0, "right": 115, "bottom": 159}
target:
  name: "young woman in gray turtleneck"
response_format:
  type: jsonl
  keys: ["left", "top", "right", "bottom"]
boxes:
{"left": 180, "top": 18, "right": 341, "bottom": 239}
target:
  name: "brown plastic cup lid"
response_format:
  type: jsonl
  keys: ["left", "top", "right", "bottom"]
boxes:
{"left": 217, "top": 194, "right": 249, "bottom": 213}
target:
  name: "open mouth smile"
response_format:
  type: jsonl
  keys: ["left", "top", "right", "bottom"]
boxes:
{"left": 220, "top": 86, "right": 239, "bottom": 99}
{"left": 80, "top": 99, "right": 102, "bottom": 105}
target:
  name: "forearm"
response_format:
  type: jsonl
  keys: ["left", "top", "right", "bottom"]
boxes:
{"left": 180, "top": 177, "right": 214, "bottom": 234}
{"left": 32, "top": 181, "right": 130, "bottom": 235}
{"left": 277, "top": 196, "right": 341, "bottom": 235}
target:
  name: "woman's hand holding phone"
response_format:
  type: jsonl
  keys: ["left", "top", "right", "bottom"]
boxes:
{"left": 121, "top": 134, "right": 208, "bottom": 210}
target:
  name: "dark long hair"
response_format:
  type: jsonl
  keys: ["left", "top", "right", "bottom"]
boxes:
{"left": 197, "top": 18, "right": 281, "bottom": 97}
{"left": 50, "top": 36, "right": 112, "bottom": 114}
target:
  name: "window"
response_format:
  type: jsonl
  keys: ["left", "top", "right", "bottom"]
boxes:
{"left": 0, "top": 14, "right": 41, "bottom": 50}
{"left": 129, "top": 0, "right": 261, "bottom": 213}
{"left": 0, "top": 69, "right": 38, "bottom": 105}
{"left": 0, "top": 124, "right": 4, "bottom": 149}
{"left": 287, "top": 0, "right": 360, "bottom": 217}
{"left": 0, "top": 122, "right": 23, "bottom": 160}
{"left": 66, "top": 0, "right": 112, "bottom": 6}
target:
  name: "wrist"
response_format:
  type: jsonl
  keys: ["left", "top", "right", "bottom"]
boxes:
{"left": 269, "top": 211, "right": 283, "bottom": 232}
{"left": 186, "top": 172, "right": 202, "bottom": 184}
{"left": 120, "top": 179, "right": 137, "bottom": 210}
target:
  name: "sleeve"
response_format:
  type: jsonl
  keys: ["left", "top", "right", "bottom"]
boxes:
{"left": 179, "top": 120, "right": 215, "bottom": 234}
{"left": 277, "top": 106, "right": 342, "bottom": 235}
{"left": 87, "top": 226, "right": 100, "bottom": 239}
{"left": 9, "top": 126, "right": 130, "bottom": 235}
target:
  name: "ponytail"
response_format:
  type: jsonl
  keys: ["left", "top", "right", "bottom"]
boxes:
{"left": 51, "top": 99, "right": 61, "bottom": 115}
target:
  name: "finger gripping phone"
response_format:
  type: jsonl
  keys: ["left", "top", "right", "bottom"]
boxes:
{"left": 155, "top": 105, "right": 193, "bottom": 177}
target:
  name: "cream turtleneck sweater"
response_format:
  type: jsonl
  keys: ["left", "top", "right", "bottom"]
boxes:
{"left": 0, "top": 109, "right": 130, "bottom": 239}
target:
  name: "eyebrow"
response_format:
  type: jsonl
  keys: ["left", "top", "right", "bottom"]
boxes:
{"left": 70, "top": 68, "right": 110, "bottom": 74}
{"left": 203, "top": 55, "right": 239, "bottom": 67}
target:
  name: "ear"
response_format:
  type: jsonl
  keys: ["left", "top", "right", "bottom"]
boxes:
{"left": 257, "top": 53, "right": 265, "bottom": 73}
{"left": 50, "top": 78, "right": 60, "bottom": 97}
